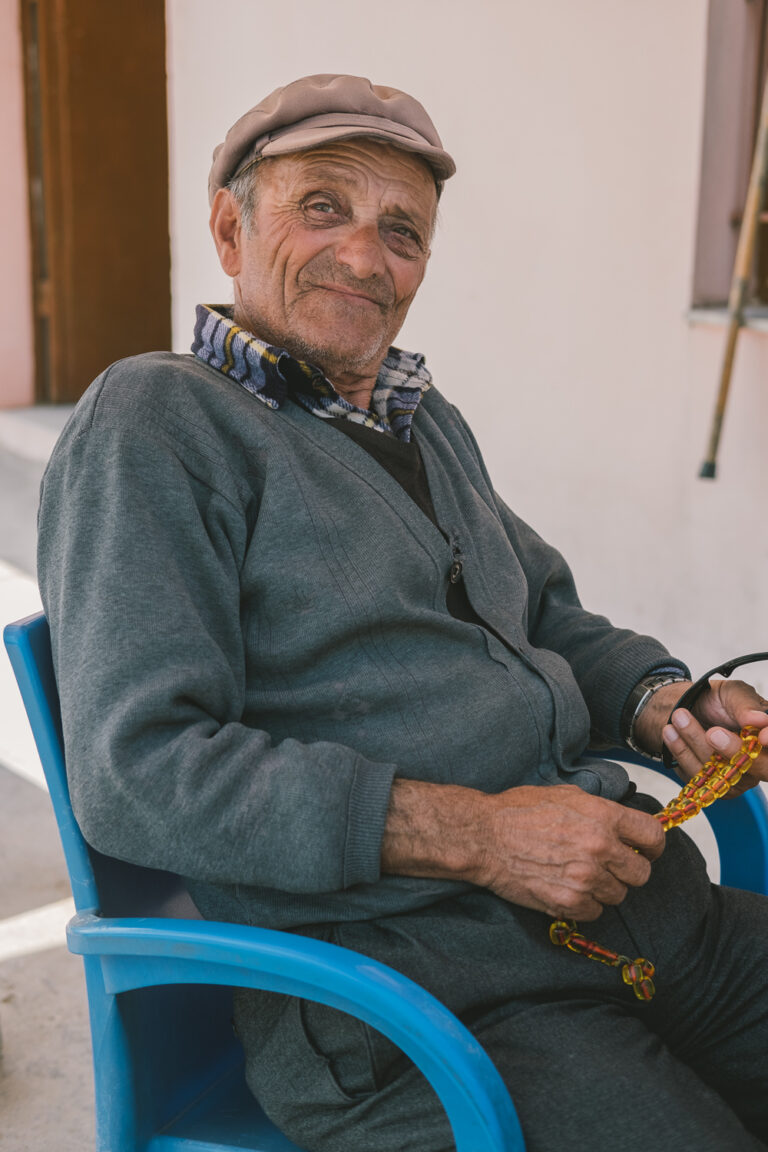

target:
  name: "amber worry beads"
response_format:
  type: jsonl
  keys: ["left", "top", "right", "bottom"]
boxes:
{"left": 549, "top": 725, "right": 763, "bottom": 1002}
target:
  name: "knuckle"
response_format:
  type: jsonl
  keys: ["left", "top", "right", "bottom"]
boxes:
{"left": 650, "top": 824, "right": 666, "bottom": 851}
{"left": 553, "top": 896, "right": 579, "bottom": 919}
{"left": 589, "top": 830, "right": 617, "bottom": 860}
{"left": 571, "top": 897, "right": 602, "bottom": 921}
{"left": 564, "top": 860, "right": 598, "bottom": 889}
{"left": 550, "top": 884, "right": 597, "bottom": 921}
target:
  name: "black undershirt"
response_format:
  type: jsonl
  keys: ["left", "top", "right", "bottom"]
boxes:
{"left": 328, "top": 419, "right": 484, "bottom": 628}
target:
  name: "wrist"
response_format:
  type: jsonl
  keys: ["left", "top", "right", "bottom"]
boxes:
{"left": 381, "top": 778, "right": 493, "bottom": 885}
{"left": 631, "top": 679, "right": 692, "bottom": 758}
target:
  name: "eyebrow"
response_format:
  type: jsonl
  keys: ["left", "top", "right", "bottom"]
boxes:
{"left": 293, "top": 165, "right": 436, "bottom": 232}
{"left": 384, "top": 204, "right": 432, "bottom": 235}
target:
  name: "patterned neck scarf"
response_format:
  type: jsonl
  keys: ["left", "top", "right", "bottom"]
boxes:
{"left": 191, "top": 304, "right": 431, "bottom": 442}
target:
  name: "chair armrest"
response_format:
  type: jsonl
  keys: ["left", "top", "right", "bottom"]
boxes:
{"left": 68, "top": 913, "right": 524, "bottom": 1152}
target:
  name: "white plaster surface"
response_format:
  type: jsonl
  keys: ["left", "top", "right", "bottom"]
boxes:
{"left": 165, "top": 0, "right": 764, "bottom": 679}
{"left": 0, "top": 7, "right": 763, "bottom": 1144}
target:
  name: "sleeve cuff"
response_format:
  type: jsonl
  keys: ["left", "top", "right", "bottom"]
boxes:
{"left": 342, "top": 758, "right": 398, "bottom": 888}
{"left": 587, "top": 641, "right": 690, "bottom": 747}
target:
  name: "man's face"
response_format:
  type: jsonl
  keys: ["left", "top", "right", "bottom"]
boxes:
{"left": 215, "top": 139, "right": 437, "bottom": 386}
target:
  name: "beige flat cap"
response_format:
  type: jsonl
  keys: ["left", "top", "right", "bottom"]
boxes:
{"left": 208, "top": 73, "right": 455, "bottom": 203}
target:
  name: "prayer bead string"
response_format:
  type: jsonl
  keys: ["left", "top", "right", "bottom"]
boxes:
{"left": 549, "top": 726, "right": 763, "bottom": 1002}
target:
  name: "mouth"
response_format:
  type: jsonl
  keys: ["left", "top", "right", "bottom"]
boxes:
{"left": 312, "top": 284, "right": 386, "bottom": 308}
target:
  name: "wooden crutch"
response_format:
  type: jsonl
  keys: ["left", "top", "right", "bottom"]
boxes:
{"left": 700, "top": 70, "right": 768, "bottom": 478}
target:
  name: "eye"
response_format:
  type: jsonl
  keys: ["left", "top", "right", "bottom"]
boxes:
{"left": 301, "top": 194, "right": 345, "bottom": 224}
{"left": 383, "top": 220, "right": 425, "bottom": 258}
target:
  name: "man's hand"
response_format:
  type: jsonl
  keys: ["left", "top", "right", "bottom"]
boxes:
{"left": 661, "top": 679, "right": 768, "bottom": 795}
{"left": 381, "top": 779, "right": 665, "bottom": 921}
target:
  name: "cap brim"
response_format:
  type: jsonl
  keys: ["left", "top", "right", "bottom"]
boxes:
{"left": 254, "top": 123, "right": 456, "bottom": 181}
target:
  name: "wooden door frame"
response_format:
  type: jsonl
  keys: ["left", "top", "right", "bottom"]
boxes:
{"left": 20, "top": 0, "right": 171, "bottom": 403}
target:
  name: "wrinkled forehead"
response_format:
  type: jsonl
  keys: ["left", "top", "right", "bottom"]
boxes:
{"left": 260, "top": 139, "right": 439, "bottom": 218}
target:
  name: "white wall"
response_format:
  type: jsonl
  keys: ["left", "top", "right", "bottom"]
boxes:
{"left": 166, "top": 0, "right": 767, "bottom": 685}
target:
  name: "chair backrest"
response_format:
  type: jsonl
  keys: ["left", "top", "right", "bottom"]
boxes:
{"left": 4, "top": 610, "right": 525, "bottom": 1152}
{"left": 4, "top": 612, "right": 257, "bottom": 1150}
{"left": 3, "top": 612, "right": 200, "bottom": 919}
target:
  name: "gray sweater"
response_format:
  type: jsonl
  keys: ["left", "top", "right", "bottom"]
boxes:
{"left": 37, "top": 352, "right": 683, "bottom": 928}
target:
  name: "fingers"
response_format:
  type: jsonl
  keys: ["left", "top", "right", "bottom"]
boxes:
{"left": 547, "top": 889, "right": 605, "bottom": 922}
{"left": 744, "top": 694, "right": 768, "bottom": 749}
{"left": 615, "top": 805, "right": 666, "bottom": 862}
{"left": 573, "top": 842, "right": 651, "bottom": 900}
{"left": 698, "top": 678, "right": 768, "bottom": 731}
{"left": 483, "top": 787, "right": 664, "bottom": 922}
{"left": 544, "top": 842, "right": 653, "bottom": 922}
{"left": 738, "top": 703, "right": 768, "bottom": 749}
{"left": 662, "top": 708, "right": 717, "bottom": 778}
{"left": 528, "top": 868, "right": 628, "bottom": 923}
{"left": 663, "top": 708, "right": 763, "bottom": 794}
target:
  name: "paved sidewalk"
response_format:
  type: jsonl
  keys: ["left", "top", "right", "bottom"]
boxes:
{"left": 0, "top": 405, "right": 93, "bottom": 1152}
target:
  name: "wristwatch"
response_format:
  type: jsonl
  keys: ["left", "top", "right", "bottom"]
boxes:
{"left": 622, "top": 671, "right": 688, "bottom": 760}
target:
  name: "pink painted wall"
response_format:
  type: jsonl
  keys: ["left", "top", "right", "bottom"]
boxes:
{"left": 0, "top": 1, "right": 34, "bottom": 408}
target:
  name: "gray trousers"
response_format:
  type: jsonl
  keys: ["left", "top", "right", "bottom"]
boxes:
{"left": 234, "top": 800, "right": 768, "bottom": 1152}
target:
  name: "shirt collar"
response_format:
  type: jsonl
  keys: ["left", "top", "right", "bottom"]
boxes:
{"left": 191, "top": 304, "right": 431, "bottom": 441}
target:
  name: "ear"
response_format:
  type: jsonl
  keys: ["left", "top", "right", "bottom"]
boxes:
{"left": 209, "top": 188, "right": 243, "bottom": 277}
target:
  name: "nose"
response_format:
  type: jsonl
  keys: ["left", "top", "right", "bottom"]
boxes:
{"left": 334, "top": 221, "right": 386, "bottom": 281}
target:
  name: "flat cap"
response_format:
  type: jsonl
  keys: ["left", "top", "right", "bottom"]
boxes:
{"left": 208, "top": 73, "right": 455, "bottom": 203}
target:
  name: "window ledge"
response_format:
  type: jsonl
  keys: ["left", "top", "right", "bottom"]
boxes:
{"left": 688, "top": 306, "right": 768, "bottom": 333}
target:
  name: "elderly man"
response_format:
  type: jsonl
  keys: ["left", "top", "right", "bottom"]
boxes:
{"left": 38, "top": 75, "right": 768, "bottom": 1152}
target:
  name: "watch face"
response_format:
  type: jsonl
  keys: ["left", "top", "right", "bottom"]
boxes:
{"left": 624, "top": 675, "right": 688, "bottom": 758}
{"left": 633, "top": 675, "right": 685, "bottom": 708}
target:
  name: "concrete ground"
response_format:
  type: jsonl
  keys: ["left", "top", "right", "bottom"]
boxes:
{"left": 0, "top": 405, "right": 735, "bottom": 1151}
{"left": 0, "top": 405, "right": 94, "bottom": 1151}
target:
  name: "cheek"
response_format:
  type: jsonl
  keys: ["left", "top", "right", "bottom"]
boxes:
{"left": 278, "top": 229, "right": 334, "bottom": 282}
{"left": 391, "top": 262, "right": 427, "bottom": 309}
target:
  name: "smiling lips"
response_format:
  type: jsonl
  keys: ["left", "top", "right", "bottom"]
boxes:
{"left": 312, "top": 283, "right": 391, "bottom": 308}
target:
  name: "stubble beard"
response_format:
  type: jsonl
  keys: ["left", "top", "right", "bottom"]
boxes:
{"left": 286, "top": 253, "right": 397, "bottom": 382}
{"left": 282, "top": 324, "right": 389, "bottom": 382}
{"left": 234, "top": 297, "right": 388, "bottom": 381}
{"left": 279, "top": 290, "right": 396, "bottom": 384}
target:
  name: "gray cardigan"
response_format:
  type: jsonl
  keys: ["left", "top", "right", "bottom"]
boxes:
{"left": 37, "top": 352, "right": 683, "bottom": 929}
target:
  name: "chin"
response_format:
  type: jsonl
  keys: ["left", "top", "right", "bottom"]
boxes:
{"left": 290, "top": 325, "right": 388, "bottom": 377}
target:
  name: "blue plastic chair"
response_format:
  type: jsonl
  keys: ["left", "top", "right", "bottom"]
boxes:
{"left": 3, "top": 612, "right": 525, "bottom": 1152}
{"left": 6, "top": 614, "right": 768, "bottom": 1152}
